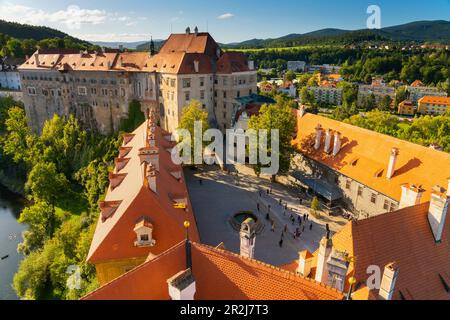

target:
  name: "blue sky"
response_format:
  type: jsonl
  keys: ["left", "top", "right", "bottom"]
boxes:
{"left": 0, "top": 0, "right": 449, "bottom": 43}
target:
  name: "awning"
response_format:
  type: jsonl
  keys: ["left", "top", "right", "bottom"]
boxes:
{"left": 290, "top": 172, "right": 343, "bottom": 202}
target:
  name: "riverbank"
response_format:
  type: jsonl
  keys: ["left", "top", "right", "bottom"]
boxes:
{"left": 0, "top": 183, "right": 26, "bottom": 300}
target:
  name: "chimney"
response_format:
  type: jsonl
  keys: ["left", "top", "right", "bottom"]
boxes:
{"left": 146, "top": 164, "right": 157, "bottom": 193}
{"left": 119, "top": 56, "right": 123, "bottom": 68}
{"left": 326, "top": 250, "right": 350, "bottom": 292}
{"left": 194, "top": 26, "right": 199, "bottom": 36}
{"left": 324, "top": 129, "right": 333, "bottom": 154}
{"left": 428, "top": 183, "right": 450, "bottom": 243}
{"left": 399, "top": 184, "right": 424, "bottom": 209}
{"left": 379, "top": 262, "right": 399, "bottom": 300}
{"left": 34, "top": 50, "right": 40, "bottom": 66}
{"left": 167, "top": 269, "right": 196, "bottom": 300}
{"left": 297, "top": 250, "right": 313, "bottom": 277}
{"left": 193, "top": 60, "right": 199, "bottom": 73}
{"left": 248, "top": 60, "right": 255, "bottom": 70}
{"left": 186, "top": 27, "right": 191, "bottom": 34}
{"left": 315, "top": 236, "right": 333, "bottom": 284}
{"left": 386, "top": 148, "right": 399, "bottom": 179}
{"left": 332, "top": 132, "right": 342, "bottom": 156}
{"left": 314, "top": 124, "right": 322, "bottom": 150}
{"left": 240, "top": 218, "right": 256, "bottom": 259}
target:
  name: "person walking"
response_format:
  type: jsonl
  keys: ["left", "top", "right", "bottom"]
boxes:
{"left": 257, "top": 203, "right": 260, "bottom": 212}
{"left": 309, "top": 223, "right": 313, "bottom": 231}
{"left": 302, "top": 225, "right": 305, "bottom": 232}
{"left": 279, "top": 238, "right": 284, "bottom": 248}
{"left": 271, "top": 221, "right": 275, "bottom": 232}
{"left": 266, "top": 213, "right": 270, "bottom": 221}
{"left": 199, "top": 178, "right": 203, "bottom": 185}
{"left": 284, "top": 224, "right": 288, "bottom": 233}
{"left": 279, "top": 199, "right": 282, "bottom": 206}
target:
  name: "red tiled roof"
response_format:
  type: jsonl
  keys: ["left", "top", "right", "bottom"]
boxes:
{"left": 87, "top": 121, "right": 199, "bottom": 264}
{"left": 216, "top": 52, "right": 250, "bottom": 74}
{"left": 83, "top": 242, "right": 344, "bottom": 300}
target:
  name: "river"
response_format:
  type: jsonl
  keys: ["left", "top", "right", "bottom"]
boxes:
{"left": 0, "top": 185, "right": 25, "bottom": 300}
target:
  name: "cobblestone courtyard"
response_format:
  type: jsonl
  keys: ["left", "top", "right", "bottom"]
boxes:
{"left": 185, "top": 165, "right": 348, "bottom": 266}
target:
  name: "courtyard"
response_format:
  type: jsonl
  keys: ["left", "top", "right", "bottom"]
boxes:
{"left": 185, "top": 164, "right": 348, "bottom": 267}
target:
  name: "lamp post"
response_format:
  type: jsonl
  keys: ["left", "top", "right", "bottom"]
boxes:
{"left": 346, "top": 276, "right": 357, "bottom": 300}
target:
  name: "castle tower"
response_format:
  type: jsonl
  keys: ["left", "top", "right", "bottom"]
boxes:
{"left": 240, "top": 218, "right": 256, "bottom": 259}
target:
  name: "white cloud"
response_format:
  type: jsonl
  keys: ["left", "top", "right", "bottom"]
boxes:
{"left": 217, "top": 13, "right": 234, "bottom": 20}
{"left": 0, "top": 3, "right": 107, "bottom": 30}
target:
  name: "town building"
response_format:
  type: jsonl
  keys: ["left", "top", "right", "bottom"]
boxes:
{"left": 287, "top": 61, "right": 306, "bottom": 72}
{"left": 282, "top": 182, "right": 450, "bottom": 300}
{"left": 357, "top": 84, "right": 395, "bottom": 108}
{"left": 397, "top": 100, "right": 416, "bottom": 116}
{"left": 417, "top": 96, "right": 450, "bottom": 115}
{"left": 308, "top": 64, "right": 341, "bottom": 74}
{"left": 18, "top": 28, "right": 257, "bottom": 134}
{"left": 0, "top": 57, "right": 22, "bottom": 91}
{"left": 278, "top": 80, "right": 297, "bottom": 98}
{"left": 292, "top": 109, "right": 450, "bottom": 219}
{"left": 308, "top": 85, "right": 342, "bottom": 105}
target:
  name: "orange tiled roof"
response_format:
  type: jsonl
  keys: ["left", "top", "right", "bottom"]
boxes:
{"left": 411, "top": 80, "right": 425, "bottom": 87}
{"left": 280, "top": 201, "right": 450, "bottom": 300}
{"left": 83, "top": 241, "right": 344, "bottom": 300}
{"left": 292, "top": 112, "right": 450, "bottom": 202}
{"left": 87, "top": 120, "right": 199, "bottom": 264}
{"left": 419, "top": 96, "right": 450, "bottom": 105}
{"left": 19, "top": 33, "right": 250, "bottom": 75}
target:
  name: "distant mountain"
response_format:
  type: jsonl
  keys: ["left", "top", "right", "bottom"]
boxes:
{"left": 0, "top": 19, "right": 89, "bottom": 44}
{"left": 225, "top": 20, "right": 450, "bottom": 48}
{"left": 135, "top": 40, "right": 166, "bottom": 52}
{"left": 92, "top": 41, "right": 152, "bottom": 50}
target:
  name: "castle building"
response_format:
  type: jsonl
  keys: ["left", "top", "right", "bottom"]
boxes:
{"left": 292, "top": 109, "right": 450, "bottom": 218}
{"left": 18, "top": 28, "right": 257, "bottom": 134}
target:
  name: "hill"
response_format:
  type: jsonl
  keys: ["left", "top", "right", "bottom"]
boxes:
{"left": 0, "top": 19, "right": 89, "bottom": 44}
{"left": 92, "top": 41, "right": 151, "bottom": 50}
{"left": 225, "top": 20, "right": 450, "bottom": 49}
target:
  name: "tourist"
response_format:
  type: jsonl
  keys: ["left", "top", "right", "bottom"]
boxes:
{"left": 257, "top": 203, "right": 260, "bottom": 212}
{"left": 302, "top": 226, "right": 305, "bottom": 232}
{"left": 279, "top": 238, "right": 284, "bottom": 248}
{"left": 284, "top": 224, "right": 288, "bottom": 233}
{"left": 285, "top": 204, "right": 288, "bottom": 211}
{"left": 310, "top": 223, "right": 313, "bottom": 231}
{"left": 266, "top": 213, "right": 270, "bottom": 221}
{"left": 279, "top": 199, "right": 282, "bottom": 206}
{"left": 199, "top": 178, "right": 203, "bottom": 185}
{"left": 271, "top": 221, "right": 275, "bottom": 232}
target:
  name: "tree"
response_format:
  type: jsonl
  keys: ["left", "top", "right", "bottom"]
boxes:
{"left": 75, "top": 160, "right": 110, "bottom": 211}
{"left": 310, "top": 196, "right": 320, "bottom": 218}
{"left": 394, "top": 86, "right": 409, "bottom": 108}
{"left": 248, "top": 101, "right": 296, "bottom": 179}
{"left": 120, "top": 100, "right": 145, "bottom": 132}
{"left": 2, "top": 106, "right": 31, "bottom": 164}
{"left": 25, "top": 161, "right": 69, "bottom": 205}
{"left": 284, "top": 70, "right": 296, "bottom": 82}
{"left": 178, "top": 100, "right": 209, "bottom": 164}
{"left": 300, "top": 87, "right": 315, "bottom": 105}
{"left": 18, "top": 201, "right": 55, "bottom": 254}
{"left": 379, "top": 95, "right": 393, "bottom": 111}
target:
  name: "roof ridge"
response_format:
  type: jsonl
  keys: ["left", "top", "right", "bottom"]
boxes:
{"left": 82, "top": 240, "right": 186, "bottom": 300}
{"left": 191, "top": 242, "right": 342, "bottom": 294}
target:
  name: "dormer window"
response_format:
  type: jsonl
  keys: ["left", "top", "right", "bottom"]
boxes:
{"left": 134, "top": 216, "right": 156, "bottom": 247}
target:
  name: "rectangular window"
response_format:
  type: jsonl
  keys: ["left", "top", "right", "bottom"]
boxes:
{"left": 185, "top": 92, "right": 190, "bottom": 101}
{"left": 78, "top": 87, "right": 87, "bottom": 96}
{"left": 182, "top": 78, "right": 191, "bottom": 88}
{"left": 390, "top": 203, "right": 397, "bottom": 212}
{"left": 140, "top": 234, "right": 149, "bottom": 242}
{"left": 200, "top": 90, "right": 205, "bottom": 100}
{"left": 200, "top": 77, "right": 205, "bottom": 87}
{"left": 357, "top": 186, "right": 363, "bottom": 196}
{"left": 371, "top": 193, "right": 377, "bottom": 204}
{"left": 345, "top": 180, "right": 351, "bottom": 190}
{"left": 383, "top": 200, "right": 389, "bottom": 210}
